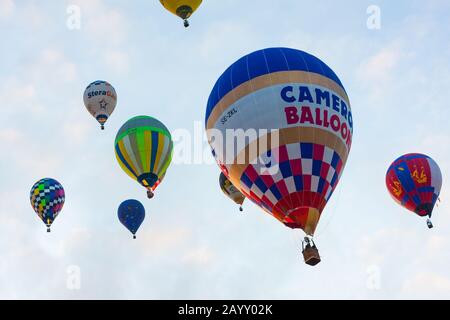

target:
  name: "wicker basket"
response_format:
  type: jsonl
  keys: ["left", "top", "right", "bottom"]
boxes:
{"left": 303, "top": 246, "right": 321, "bottom": 266}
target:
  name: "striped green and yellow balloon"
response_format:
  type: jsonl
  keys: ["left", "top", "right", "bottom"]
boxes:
{"left": 114, "top": 116, "right": 173, "bottom": 198}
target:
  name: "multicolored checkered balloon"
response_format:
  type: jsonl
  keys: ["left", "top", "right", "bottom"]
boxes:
{"left": 30, "top": 178, "right": 65, "bottom": 232}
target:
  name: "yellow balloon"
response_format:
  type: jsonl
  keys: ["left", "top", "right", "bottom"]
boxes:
{"left": 114, "top": 116, "right": 173, "bottom": 199}
{"left": 220, "top": 172, "right": 245, "bottom": 211}
{"left": 159, "top": 0, "right": 202, "bottom": 27}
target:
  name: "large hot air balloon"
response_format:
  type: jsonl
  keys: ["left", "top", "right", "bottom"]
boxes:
{"left": 30, "top": 178, "right": 65, "bottom": 232}
{"left": 386, "top": 153, "right": 442, "bottom": 228}
{"left": 159, "top": 0, "right": 202, "bottom": 27}
{"left": 115, "top": 116, "right": 173, "bottom": 198}
{"left": 118, "top": 199, "right": 146, "bottom": 239}
{"left": 220, "top": 172, "right": 245, "bottom": 212}
{"left": 205, "top": 48, "right": 353, "bottom": 266}
{"left": 83, "top": 80, "right": 117, "bottom": 130}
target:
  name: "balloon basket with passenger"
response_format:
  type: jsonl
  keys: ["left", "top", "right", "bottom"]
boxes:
{"left": 159, "top": 1, "right": 202, "bottom": 28}
{"left": 301, "top": 237, "right": 321, "bottom": 266}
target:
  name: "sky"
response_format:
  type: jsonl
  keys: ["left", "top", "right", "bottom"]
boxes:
{"left": 0, "top": 0, "right": 449, "bottom": 299}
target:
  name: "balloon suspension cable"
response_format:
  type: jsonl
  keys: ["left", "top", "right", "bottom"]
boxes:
{"left": 184, "top": 19, "right": 189, "bottom": 28}
{"left": 301, "top": 236, "right": 318, "bottom": 251}
{"left": 303, "top": 236, "right": 311, "bottom": 245}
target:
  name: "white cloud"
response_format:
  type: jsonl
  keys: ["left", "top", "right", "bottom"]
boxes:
{"left": 0, "top": 79, "right": 44, "bottom": 115}
{"left": 402, "top": 273, "right": 450, "bottom": 298}
{"left": 182, "top": 246, "right": 215, "bottom": 266}
{"left": 0, "top": 127, "right": 24, "bottom": 143}
{"left": 0, "top": 0, "right": 14, "bottom": 18}
{"left": 21, "top": 2, "right": 46, "bottom": 28}
{"left": 104, "top": 50, "right": 130, "bottom": 74}
{"left": 72, "top": 0, "right": 129, "bottom": 46}
{"left": 31, "top": 49, "right": 78, "bottom": 83}
{"left": 135, "top": 227, "right": 192, "bottom": 257}
{"left": 198, "top": 21, "right": 258, "bottom": 64}
{"left": 357, "top": 43, "right": 403, "bottom": 84}
{"left": 63, "top": 120, "right": 91, "bottom": 145}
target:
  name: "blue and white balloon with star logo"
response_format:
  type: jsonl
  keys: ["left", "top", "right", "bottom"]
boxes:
{"left": 83, "top": 80, "right": 117, "bottom": 130}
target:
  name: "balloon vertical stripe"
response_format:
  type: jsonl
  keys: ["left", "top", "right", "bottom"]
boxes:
{"left": 150, "top": 131, "right": 159, "bottom": 173}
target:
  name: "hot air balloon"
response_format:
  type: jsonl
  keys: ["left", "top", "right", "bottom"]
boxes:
{"left": 205, "top": 48, "right": 353, "bottom": 266}
{"left": 30, "top": 178, "right": 65, "bottom": 232}
{"left": 386, "top": 153, "right": 442, "bottom": 228}
{"left": 159, "top": 0, "right": 202, "bottom": 27}
{"left": 115, "top": 116, "right": 173, "bottom": 198}
{"left": 83, "top": 80, "right": 117, "bottom": 130}
{"left": 220, "top": 172, "right": 245, "bottom": 212}
{"left": 118, "top": 199, "right": 146, "bottom": 239}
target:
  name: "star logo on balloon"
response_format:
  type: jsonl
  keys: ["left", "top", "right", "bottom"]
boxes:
{"left": 99, "top": 99, "right": 108, "bottom": 110}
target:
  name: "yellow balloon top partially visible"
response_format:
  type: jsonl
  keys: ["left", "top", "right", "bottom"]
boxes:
{"left": 159, "top": 0, "right": 202, "bottom": 27}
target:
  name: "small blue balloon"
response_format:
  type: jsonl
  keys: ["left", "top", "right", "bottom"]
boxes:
{"left": 118, "top": 199, "right": 145, "bottom": 239}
